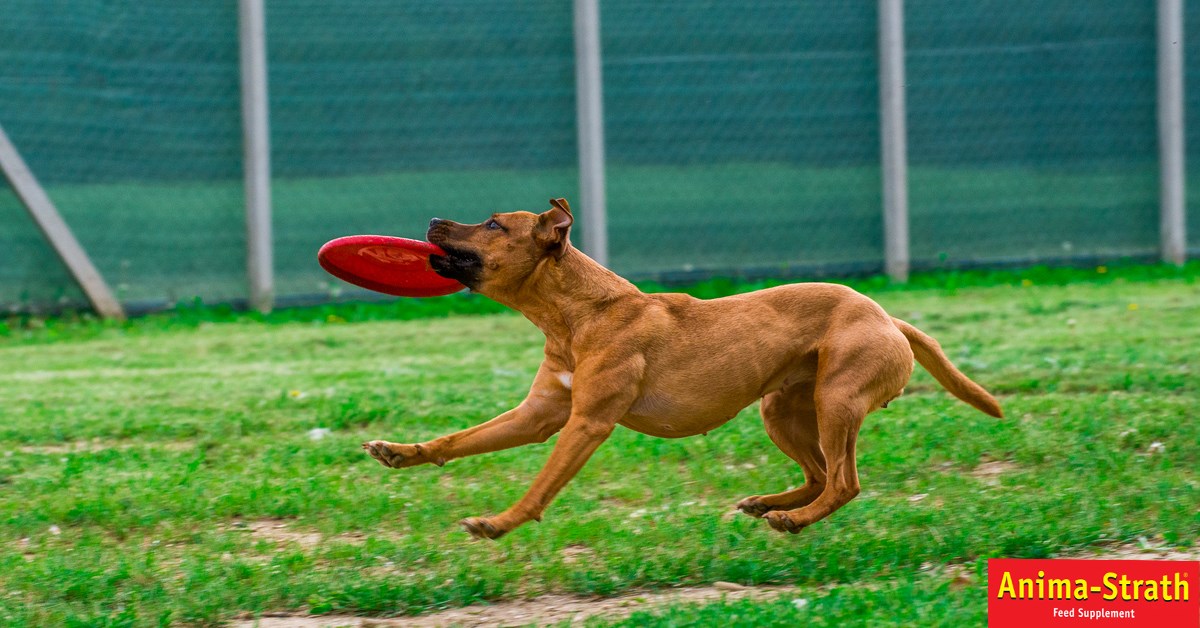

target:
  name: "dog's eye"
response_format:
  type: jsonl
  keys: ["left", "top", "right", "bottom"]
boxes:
{"left": 486, "top": 219, "right": 502, "bottom": 231}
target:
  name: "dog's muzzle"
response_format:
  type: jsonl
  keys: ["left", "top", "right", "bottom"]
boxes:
{"left": 427, "top": 222, "right": 483, "bottom": 288}
{"left": 428, "top": 246, "right": 483, "bottom": 289}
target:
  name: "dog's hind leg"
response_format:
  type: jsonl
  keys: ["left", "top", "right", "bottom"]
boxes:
{"left": 762, "top": 328, "right": 910, "bottom": 534}
{"left": 762, "top": 381, "right": 866, "bottom": 534}
{"left": 735, "top": 383, "right": 828, "bottom": 518}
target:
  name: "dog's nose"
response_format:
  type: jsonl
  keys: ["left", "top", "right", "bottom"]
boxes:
{"left": 429, "top": 217, "right": 443, "bottom": 228}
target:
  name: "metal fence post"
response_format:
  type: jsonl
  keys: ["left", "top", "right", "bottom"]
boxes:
{"left": 1157, "top": 0, "right": 1186, "bottom": 265}
{"left": 879, "top": 0, "right": 910, "bottom": 282}
{"left": 573, "top": 0, "right": 609, "bottom": 266}
{"left": 239, "top": 0, "right": 275, "bottom": 311}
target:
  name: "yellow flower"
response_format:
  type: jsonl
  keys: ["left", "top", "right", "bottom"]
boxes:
{"left": 288, "top": 389, "right": 303, "bottom": 398}
{"left": 1096, "top": 266, "right": 1107, "bottom": 274}
{"left": 326, "top": 314, "right": 346, "bottom": 323}
{"left": 1127, "top": 303, "right": 1138, "bottom": 311}
{"left": 1021, "top": 279, "right": 1033, "bottom": 287}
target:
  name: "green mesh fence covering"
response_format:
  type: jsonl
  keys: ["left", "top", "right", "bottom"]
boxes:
{"left": 264, "top": 0, "right": 578, "bottom": 299}
{"left": 1188, "top": 1, "right": 1200, "bottom": 254}
{"left": 906, "top": 1, "right": 1160, "bottom": 267}
{"left": 0, "top": 2, "right": 1193, "bottom": 312}
{"left": 0, "top": 188, "right": 83, "bottom": 309}
{"left": 601, "top": 1, "right": 882, "bottom": 278}
{"left": 0, "top": 1, "right": 246, "bottom": 310}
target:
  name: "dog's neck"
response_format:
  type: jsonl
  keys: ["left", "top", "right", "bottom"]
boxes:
{"left": 488, "top": 245, "right": 642, "bottom": 346}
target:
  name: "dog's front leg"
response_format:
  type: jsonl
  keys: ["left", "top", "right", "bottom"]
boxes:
{"left": 363, "top": 365, "right": 571, "bottom": 468}
{"left": 460, "top": 360, "right": 641, "bottom": 540}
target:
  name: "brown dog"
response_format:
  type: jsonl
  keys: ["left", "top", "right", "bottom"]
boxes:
{"left": 363, "top": 198, "right": 1002, "bottom": 539}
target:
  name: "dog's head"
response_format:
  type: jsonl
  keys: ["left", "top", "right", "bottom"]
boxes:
{"left": 426, "top": 198, "right": 574, "bottom": 294}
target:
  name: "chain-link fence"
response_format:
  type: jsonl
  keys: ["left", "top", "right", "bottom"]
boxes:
{"left": 908, "top": 2, "right": 1161, "bottom": 266}
{"left": 0, "top": 2, "right": 1195, "bottom": 313}
{"left": 265, "top": 1, "right": 579, "bottom": 301}
{"left": 602, "top": 2, "right": 882, "bottom": 279}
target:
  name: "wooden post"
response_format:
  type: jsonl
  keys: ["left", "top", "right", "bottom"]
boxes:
{"left": 0, "top": 124, "right": 125, "bottom": 319}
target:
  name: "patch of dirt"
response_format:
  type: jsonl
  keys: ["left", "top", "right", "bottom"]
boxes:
{"left": 227, "top": 519, "right": 365, "bottom": 550}
{"left": 970, "top": 459, "right": 1018, "bottom": 486}
{"left": 559, "top": 544, "right": 595, "bottom": 565}
{"left": 231, "top": 583, "right": 805, "bottom": 628}
{"left": 1086, "top": 542, "right": 1199, "bottom": 562}
{"left": 229, "top": 541, "right": 1200, "bottom": 628}
{"left": 17, "top": 439, "right": 197, "bottom": 455}
{"left": 970, "top": 460, "right": 1017, "bottom": 478}
{"left": 12, "top": 536, "right": 36, "bottom": 563}
{"left": 241, "top": 520, "right": 324, "bottom": 549}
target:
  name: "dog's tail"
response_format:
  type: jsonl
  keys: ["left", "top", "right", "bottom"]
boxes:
{"left": 891, "top": 318, "right": 1003, "bottom": 418}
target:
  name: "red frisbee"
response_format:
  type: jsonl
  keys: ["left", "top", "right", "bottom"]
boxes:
{"left": 317, "top": 235, "right": 465, "bottom": 297}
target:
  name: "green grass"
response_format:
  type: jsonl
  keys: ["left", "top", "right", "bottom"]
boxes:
{"left": 0, "top": 270, "right": 1197, "bottom": 625}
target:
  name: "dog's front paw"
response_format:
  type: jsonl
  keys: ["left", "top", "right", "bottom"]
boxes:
{"left": 361, "top": 440, "right": 440, "bottom": 469}
{"left": 764, "top": 511, "right": 807, "bottom": 535}
{"left": 459, "top": 516, "right": 508, "bottom": 540}
{"left": 735, "top": 496, "right": 773, "bottom": 518}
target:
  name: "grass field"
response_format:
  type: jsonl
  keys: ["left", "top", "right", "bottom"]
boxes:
{"left": 0, "top": 264, "right": 1197, "bottom": 626}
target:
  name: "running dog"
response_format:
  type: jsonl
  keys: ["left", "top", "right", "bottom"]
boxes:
{"left": 363, "top": 198, "right": 1002, "bottom": 539}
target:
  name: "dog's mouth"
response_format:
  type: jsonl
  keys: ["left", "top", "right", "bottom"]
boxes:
{"left": 428, "top": 244, "right": 483, "bottom": 288}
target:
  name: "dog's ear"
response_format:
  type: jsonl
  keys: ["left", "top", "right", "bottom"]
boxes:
{"left": 549, "top": 197, "right": 572, "bottom": 216}
{"left": 536, "top": 199, "right": 573, "bottom": 260}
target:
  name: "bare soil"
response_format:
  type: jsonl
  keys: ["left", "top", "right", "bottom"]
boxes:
{"left": 229, "top": 542, "right": 1198, "bottom": 628}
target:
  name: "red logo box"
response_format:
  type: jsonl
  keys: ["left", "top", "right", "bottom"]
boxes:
{"left": 988, "top": 558, "right": 1198, "bottom": 627}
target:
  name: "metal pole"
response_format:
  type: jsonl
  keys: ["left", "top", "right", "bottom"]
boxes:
{"left": 1157, "top": 0, "right": 1186, "bottom": 265}
{"left": 879, "top": 0, "right": 910, "bottom": 282}
{"left": 239, "top": 0, "right": 274, "bottom": 311}
{"left": 0, "top": 124, "right": 125, "bottom": 319}
{"left": 573, "top": 0, "right": 609, "bottom": 266}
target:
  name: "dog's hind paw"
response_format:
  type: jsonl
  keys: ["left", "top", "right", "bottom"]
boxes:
{"left": 459, "top": 516, "right": 507, "bottom": 540}
{"left": 734, "top": 496, "right": 773, "bottom": 518}
{"left": 764, "top": 511, "right": 807, "bottom": 535}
